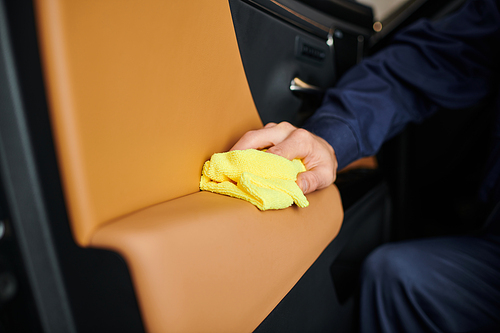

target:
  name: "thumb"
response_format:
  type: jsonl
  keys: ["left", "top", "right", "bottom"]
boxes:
{"left": 296, "top": 171, "right": 320, "bottom": 195}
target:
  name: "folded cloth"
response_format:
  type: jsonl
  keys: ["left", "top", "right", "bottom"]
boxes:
{"left": 200, "top": 149, "right": 309, "bottom": 210}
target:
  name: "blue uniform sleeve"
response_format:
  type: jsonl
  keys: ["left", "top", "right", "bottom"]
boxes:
{"left": 303, "top": 0, "right": 500, "bottom": 169}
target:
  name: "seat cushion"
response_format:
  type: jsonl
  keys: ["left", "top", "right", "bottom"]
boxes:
{"left": 90, "top": 185, "right": 343, "bottom": 332}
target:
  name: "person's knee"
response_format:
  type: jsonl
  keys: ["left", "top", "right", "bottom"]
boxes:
{"left": 361, "top": 242, "right": 423, "bottom": 290}
{"left": 359, "top": 242, "right": 430, "bottom": 330}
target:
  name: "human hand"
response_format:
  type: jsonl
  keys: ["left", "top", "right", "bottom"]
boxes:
{"left": 230, "top": 122, "right": 337, "bottom": 194}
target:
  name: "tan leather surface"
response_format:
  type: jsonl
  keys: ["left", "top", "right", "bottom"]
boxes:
{"left": 340, "top": 156, "right": 378, "bottom": 172}
{"left": 34, "top": 0, "right": 262, "bottom": 246}
{"left": 35, "top": 0, "right": 345, "bottom": 331}
{"left": 91, "top": 185, "right": 343, "bottom": 333}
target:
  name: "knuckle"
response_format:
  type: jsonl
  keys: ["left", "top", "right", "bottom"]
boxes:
{"left": 277, "top": 121, "right": 294, "bottom": 130}
{"left": 241, "top": 130, "right": 258, "bottom": 141}
{"left": 292, "top": 128, "right": 311, "bottom": 139}
{"left": 244, "top": 129, "right": 258, "bottom": 136}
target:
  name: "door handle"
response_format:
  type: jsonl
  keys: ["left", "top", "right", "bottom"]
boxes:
{"left": 289, "top": 77, "right": 324, "bottom": 94}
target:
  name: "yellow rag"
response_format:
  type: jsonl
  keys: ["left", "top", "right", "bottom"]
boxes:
{"left": 200, "top": 149, "right": 309, "bottom": 210}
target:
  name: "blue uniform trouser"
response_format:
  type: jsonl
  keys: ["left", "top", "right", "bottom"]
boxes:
{"left": 359, "top": 234, "right": 500, "bottom": 332}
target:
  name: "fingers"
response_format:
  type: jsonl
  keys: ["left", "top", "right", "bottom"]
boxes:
{"left": 296, "top": 160, "right": 336, "bottom": 194}
{"left": 230, "top": 122, "right": 296, "bottom": 151}
{"left": 297, "top": 172, "right": 315, "bottom": 194}
{"left": 267, "top": 128, "right": 337, "bottom": 193}
{"left": 296, "top": 145, "right": 337, "bottom": 194}
{"left": 229, "top": 121, "right": 338, "bottom": 195}
{"left": 266, "top": 128, "right": 311, "bottom": 160}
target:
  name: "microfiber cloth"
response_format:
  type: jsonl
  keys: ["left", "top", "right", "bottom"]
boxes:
{"left": 200, "top": 149, "right": 309, "bottom": 210}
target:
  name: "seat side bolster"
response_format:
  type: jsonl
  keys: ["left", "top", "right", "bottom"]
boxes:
{"left": 90, "top": 185, "right": 343, "bottom": 333}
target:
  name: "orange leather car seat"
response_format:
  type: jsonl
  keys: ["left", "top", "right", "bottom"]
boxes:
{"left": 34, "top": 0, "right": 344, "bottom": 332}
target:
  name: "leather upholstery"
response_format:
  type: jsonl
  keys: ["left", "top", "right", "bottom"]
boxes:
{"left": 91, "top": 187, "right": 342, "bottom": 332}
{"left": 34, "top": 0, "right": 344, "bottom": 331}
{"left": 35, "top": 0, "right": 262, "bottom": 246}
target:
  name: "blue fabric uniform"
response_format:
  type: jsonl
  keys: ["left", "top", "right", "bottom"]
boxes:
{"left": 303, "top": 0, "right": 500, "bottom": 331}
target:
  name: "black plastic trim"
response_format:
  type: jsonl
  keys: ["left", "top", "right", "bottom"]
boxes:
{"left": 296, "top": 0, "right": 374, "bottom": 30}
{"left": 230, "top": 0, "right": 337, "bottom": 125}
{"left": 243, "top": 0, "right": 373, "bottom": 40}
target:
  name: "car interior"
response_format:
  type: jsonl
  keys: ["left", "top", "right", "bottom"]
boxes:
{"left": 0, "top": 0, "right": 493, "bottom": 332}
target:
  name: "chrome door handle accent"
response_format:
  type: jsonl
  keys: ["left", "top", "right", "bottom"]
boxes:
{"left": 290, "top": 77, "right": 324, "bottom": 94}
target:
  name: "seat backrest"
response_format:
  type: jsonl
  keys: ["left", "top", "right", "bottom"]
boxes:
{"left": 34, "top": 0, "right": 261, "bottom": 246}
